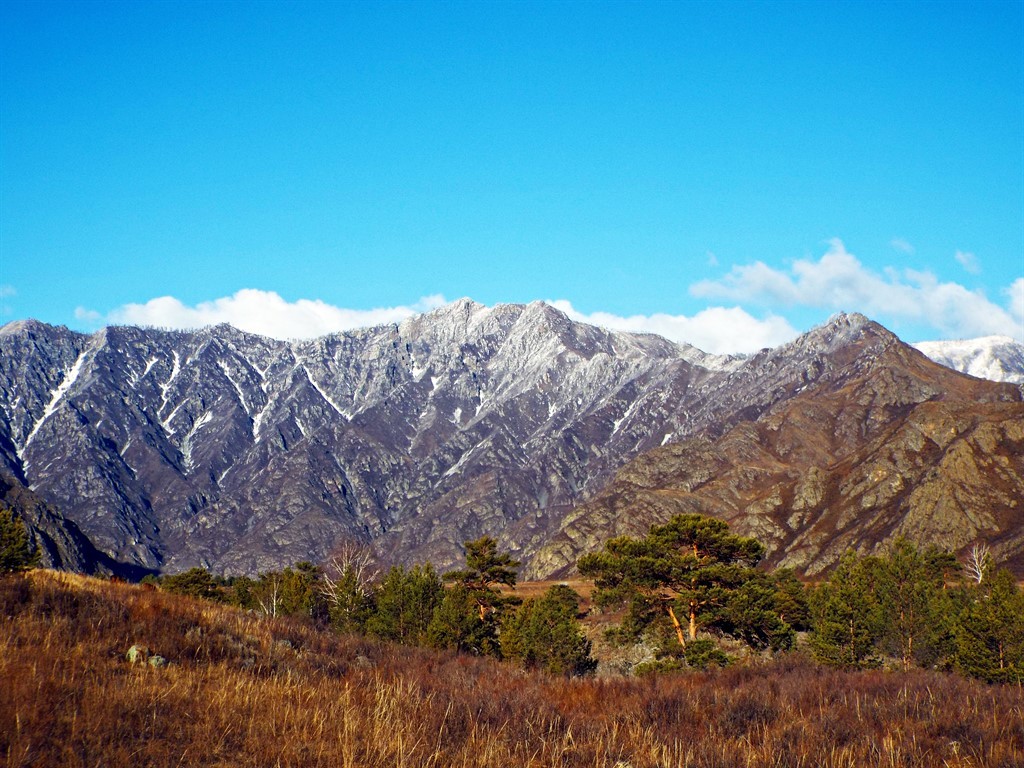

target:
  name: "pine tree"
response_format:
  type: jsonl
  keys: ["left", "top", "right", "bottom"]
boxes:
{"left": 955, "top": 568, "right": 1024, "bottom": 683}
{"left": 501, "top": 584, "right": 596, "bottom": 676}
{"left": 161, "top": 567, "right": 221, "bottom": 600}
{"left": 365, "top": 564, "right": 444, "bottom": 645}
{"left": 717, "top": 570, "right": 798, "bottom": 652}
{"left": 426, "top": 583, "right": 500, "bottom": 656}
{"left": 443, "top": 536, "right": 520, "bottom": 620}
{"left": 578, "top": 514, "right": 772, "bottom": 654}
{"left": 878, "top": 539, "right": 956, "bottom": 670}
{"left": 808, "top": 551, "right": 888, "bottom": 668}
{"left": 0, "top": 506, "right": 39, "bottom": 575}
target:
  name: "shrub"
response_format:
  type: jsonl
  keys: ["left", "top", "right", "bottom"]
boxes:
{"left": 161, "top": 567, "right": 221, "bottom": 600}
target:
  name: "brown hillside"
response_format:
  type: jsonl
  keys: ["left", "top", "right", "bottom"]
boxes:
{"left": 529, "top": 330, "right": 1024, "bottom": 578}
{"left": 2, "top": 571, "right": 1022, "bottom": 767}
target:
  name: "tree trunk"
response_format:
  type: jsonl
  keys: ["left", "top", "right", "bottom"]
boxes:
{"left": 849, "top": 618, "right": 856, "bottom": 665}
{"left": 689, "top": 601, "right": 697, "bottom": 641}
{"left": 666, "top": 605, "right": 686, "bottom": 649}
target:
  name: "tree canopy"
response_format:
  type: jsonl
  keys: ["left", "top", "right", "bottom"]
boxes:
{"left": 501, "top": 584, "right": 596, "bottom": 676}
{"left": 578, "top": 514, "right": 778, "bottom": 654}
{"left": 444, "top": 535, "right": 520, "bottom": 621}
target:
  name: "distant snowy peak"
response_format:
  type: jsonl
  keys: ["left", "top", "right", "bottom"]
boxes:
{"left": 914, "top": 336, "right": 1024, "bottom": 384}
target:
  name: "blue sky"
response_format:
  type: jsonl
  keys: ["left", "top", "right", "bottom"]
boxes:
{"left": 1, "top": 0, "right": 1021, "bottom": 353}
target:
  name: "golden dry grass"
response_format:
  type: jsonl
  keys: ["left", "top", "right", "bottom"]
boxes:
{"left": 2, "top": 570, "right": 1022, "bottom": 767}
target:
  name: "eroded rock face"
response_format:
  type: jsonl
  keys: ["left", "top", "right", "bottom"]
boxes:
{"left": 2, "top": 306, "right": 1021, "bottom": 578}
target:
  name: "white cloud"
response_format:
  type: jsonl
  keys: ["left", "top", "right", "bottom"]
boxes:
{"left": 890, "top": 238, "right": 915, "bottom": 255}
{"left": 74, "top": 307, "right": 102, "bottom": 323}
{"left": 691, "top": 239, "right": 1022, "bottom": 341}
{"left": 954, "top": 250, "right": 980, "bottom": 274}
{"left": 83, "top": 289, "right": 794, "bottom": 354}
{"left": 85, "top": 290, "right": 448, "bottom": 339}
{"left": 548, "top": 300, "right": 798, "bottom": 355}
{"left": 0, "top": 285, "right": 15, "bottom": 299}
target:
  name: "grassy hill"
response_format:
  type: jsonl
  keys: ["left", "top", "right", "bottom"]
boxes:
{"left": 1, "top": 570, "right": 1021, "bottom": 767}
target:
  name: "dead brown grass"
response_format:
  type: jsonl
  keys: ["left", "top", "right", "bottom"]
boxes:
{"left": 2, "top": 570, "right": 1022, "bottom": 767}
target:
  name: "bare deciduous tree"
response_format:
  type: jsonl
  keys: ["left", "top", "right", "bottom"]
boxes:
{"left": 256, "top": 572, "right": 281, "bottom": 618}
{"left": 964, "top": 543, "right": 993, "bottom": 585}
{"left": 320, "top": 540, "right": 380, "bottom": 630}
{"left": 321, "top": 541, "right": 378, "bottom": 600}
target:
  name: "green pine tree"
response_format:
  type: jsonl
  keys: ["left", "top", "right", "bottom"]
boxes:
{"left": 443, "top": 536, "right": 520, "bottom": 621}
{"left": 955, "top": 568, "right": 1024, "bottom": 683}
{"left": 426, "top": 582, "right": 501, "bottom": 656}
{"left": 578, "top": 514, "right": 769, "bottom": 653}
{"left": 161, "top": 567, "right": 221, "bottom": 600}
{"left": 808, "top": 551, "right": 888, "bottom": 669}
{"left": 501, "top": 584, "right": 596, "bottom": 676}
{"left": 0, "top": 506, "right": 39, "bottom": 575}
{"left": 365, "top": 564, "right": 444, "bottom": 645}
{"left": 877, "top": 539, "right": 956, "bottom": 670}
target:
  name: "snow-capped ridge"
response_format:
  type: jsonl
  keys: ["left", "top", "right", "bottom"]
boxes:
{"left": 914, "top": 336, "right": 1024, "bottom": 384}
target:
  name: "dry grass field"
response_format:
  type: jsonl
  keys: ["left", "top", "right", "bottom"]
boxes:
{"left": 1, "top": 570, "right": 1022, "bottom": 767}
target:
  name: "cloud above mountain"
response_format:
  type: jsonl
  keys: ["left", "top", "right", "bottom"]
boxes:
{"left": 547, "top": 302, "right": 797, "bottom": 355}
{"left": 76, "top": 291, "right": 798, "bottom": 355}
{"left": 691, "top": 239, "right": 1022, "bottom": 341}
{"left": 72, "top": 240, "right": 1023, "bottom": 352}
{"left": 77, "top": 291, "right": 448, "bottom": 340}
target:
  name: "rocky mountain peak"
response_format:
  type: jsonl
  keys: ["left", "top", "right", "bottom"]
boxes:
{"left": 0, "top": 318, "right": 54, "bottom": 337}
{"left": 2, "top": 305, "right": 1021, "bottom": 579}
{"left": 785, "top": 311, "right": 885, "bottom": 355}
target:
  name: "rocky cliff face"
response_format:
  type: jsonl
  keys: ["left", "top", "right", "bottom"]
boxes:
{"left": 0, "top": 472, "right": 101, "bottom": 573}
{"left": 2, "top": 303, "right": 1021, "bottom": 577}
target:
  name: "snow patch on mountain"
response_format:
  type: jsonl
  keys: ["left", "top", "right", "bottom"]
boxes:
{"left": 17, "top": 344, "right": 91, "bottom": 459}
{"left": 914, "top": 336, "right": 1024, "bottom": 384}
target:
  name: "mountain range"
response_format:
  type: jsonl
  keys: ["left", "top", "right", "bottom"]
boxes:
{"left": 2, "top": 300, "right": 1022, "bottom": 578}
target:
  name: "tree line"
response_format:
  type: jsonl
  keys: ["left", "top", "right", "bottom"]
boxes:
{"left": 2, "top": 504, "right": 1021, "bottom": 682}
{"left": 579, "top": 515, "right": 1022, "bottom": 682}
{"left": 156, "top": 534, "right": 597, "bottom": 676}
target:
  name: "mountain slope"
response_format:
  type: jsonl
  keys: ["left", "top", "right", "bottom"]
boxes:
{"left": 530, "top": 327, "right": 1024, "bottom": 577}
{"left": 1, "top": 302, "right": 737, "bottom": 574}
{"left": 0, "top": 472, "right": 103, "bottom": 573}
{"left": 3, "top": 305, "right": 1021, "bottom": 577}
